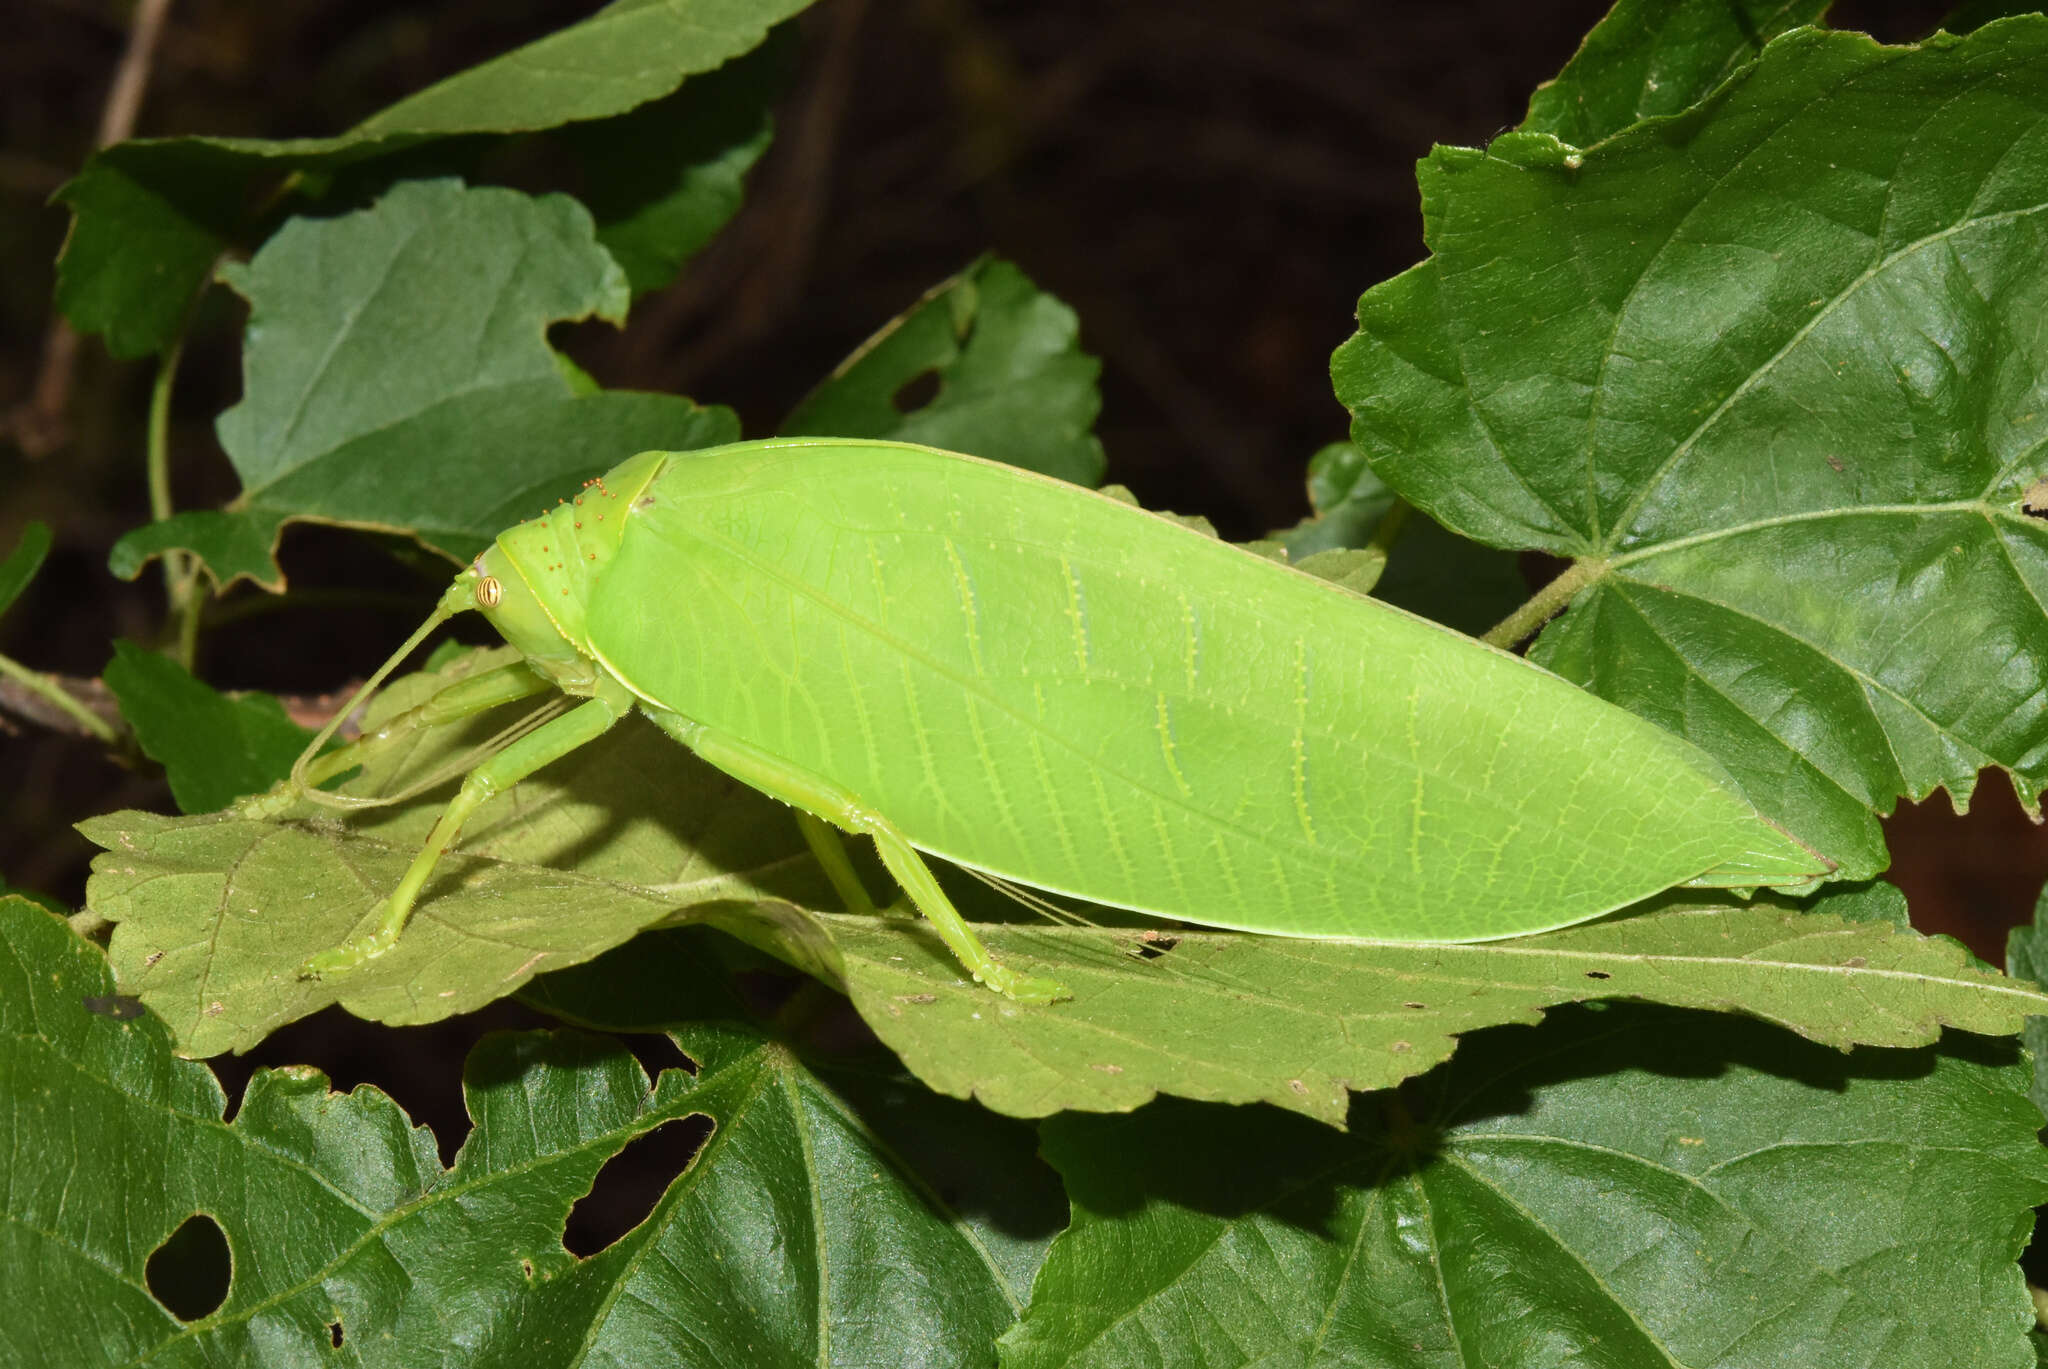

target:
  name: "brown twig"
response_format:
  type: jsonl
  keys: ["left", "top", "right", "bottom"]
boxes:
{"left": 0, "top": 672, "right": 367, "bottom": 741}
{"left": 11, "top": 0, "right": 177, "bottom": 457}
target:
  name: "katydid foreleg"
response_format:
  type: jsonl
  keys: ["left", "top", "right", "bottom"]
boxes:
{"left": 300, "top": 690, "right": 628, "bottom": 976}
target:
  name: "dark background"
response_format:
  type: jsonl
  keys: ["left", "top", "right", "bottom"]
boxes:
{"left": 2, "top": 0, "right": 2037, "bottom": 1235}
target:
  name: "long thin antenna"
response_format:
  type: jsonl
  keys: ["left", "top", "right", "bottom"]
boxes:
{"left": 959, "top": 865, "right": 1095, "bottom": 927}
{"left": 291, "top": 578, "right": 473, "bottom": 809}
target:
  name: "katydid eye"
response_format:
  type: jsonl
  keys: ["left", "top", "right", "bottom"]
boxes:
{"left": 475, "top": 576, "right": 502, "bottom": 608}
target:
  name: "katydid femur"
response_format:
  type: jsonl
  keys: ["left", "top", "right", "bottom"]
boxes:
{"left": 264, "top": 438, "right": 1829, "bottom": 1002}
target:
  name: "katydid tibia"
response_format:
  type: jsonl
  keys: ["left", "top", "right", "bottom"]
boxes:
{"left": 258, "top": 437, "right": 1830, "bottom": 1003}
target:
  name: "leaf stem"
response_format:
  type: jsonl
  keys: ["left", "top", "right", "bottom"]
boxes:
{"left": 1480, "top": 557, "right": 1606, "bottom": 651}
{"left": 1364, "top": 496, "right": 1412, "bottom": 561}
{"left": 145, "top": 336, "right": 203, "bottom": 669}
{"left": 0, "top": 653, "right": 118, "bottom": 743}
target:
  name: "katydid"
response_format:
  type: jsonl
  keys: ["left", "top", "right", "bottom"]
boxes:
{"left": 264, "top": 437, "right": 1829, "bottom": 1003}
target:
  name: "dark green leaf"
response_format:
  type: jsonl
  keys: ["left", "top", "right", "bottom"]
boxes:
{"left": 107, "top": 180, "right": 737, "bottom": 590}
{"left": 1279, "top": 441, "right": 1527, "bottom": 635}
{"left": 570, "top": 32, "right": 788, "bottom": 295}
{"left": 1946, "top": 3, "right": 2048, "bottom": 35}
{"left": 520, "top": 942, "right": 1068, "bottom": 1310}
{"left": 1004, "top": 1004, "right": 2048, "bottom": 1368}
{"left": 782, "top": 256, "right": 1107, "bottom": 486}
{"left": 1523, "top": 0, "right": 1833, "bottom": 147}
{"left": 0, "top": 520, "right": 50, "bottom": 622}
{"left": 54, "top": 0, "right": 818, "bottom": 357}
{"left": 0, "top": 897, "right": 1025, "bottom": 1365}
{"left": 103, "top": 640, "right": 313, "bottom": 814}
{"left": 1333, "top": 22, "right": 2048, "bottom": 879}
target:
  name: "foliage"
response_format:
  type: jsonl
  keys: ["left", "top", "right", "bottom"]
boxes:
{"left": 11, "top": 2, "right": 2048, "bottom": 1364}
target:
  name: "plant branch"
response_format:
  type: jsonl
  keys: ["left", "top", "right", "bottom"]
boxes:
{"left": 144, "top": 336, "right": 204, "bottom": 668}
{"left": 9, "top": 0, "right": 176, "bottom": 457}
{"left": 0, "top": 659, "right": 119, "bottom": 743}
{"left": 1480, "top": 557, "right": 1606, "bottom": 651}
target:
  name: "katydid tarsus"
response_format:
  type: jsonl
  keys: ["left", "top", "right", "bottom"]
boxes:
{"left": 255, "top": 438, "right": 1830, "bottom": 1003}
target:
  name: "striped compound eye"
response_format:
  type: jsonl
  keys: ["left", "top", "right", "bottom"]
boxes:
{"left": 474, "top": 575, "right": 502, "bottom": 609}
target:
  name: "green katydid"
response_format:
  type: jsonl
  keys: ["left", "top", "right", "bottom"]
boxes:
{"left": 257, "top": 437, "right": 1829, "bottom": 1003}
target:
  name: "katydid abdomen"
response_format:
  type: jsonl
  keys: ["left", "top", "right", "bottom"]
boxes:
{"left": 572, "top": 439, "right": 1825, "bottom": 943}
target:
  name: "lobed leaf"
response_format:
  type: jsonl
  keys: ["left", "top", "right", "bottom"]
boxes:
{"left": 1003, "top": 1003, "right": 2048, "bottom": 1368}
{"left": 0, "top": 897, "right": 1039, "bottom": 1365}
{"left": 781, "top": 256, "right": 1108, "bottom": 486}
{"left": 107, "top": 180, "right": 737, "bottom": 591}
{"left": 1333, "top": 20, "right": 2048, "bottom": 877}
{"left": 54, "top": 0, "right": 815, "bottom": 357}
{"left": 103, "top": 641, "right": 311, "bottom": 815}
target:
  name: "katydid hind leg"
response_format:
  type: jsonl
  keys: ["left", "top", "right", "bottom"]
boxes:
{"left": 645, "top": 709, "right": 1068, "bottom": 1003}
{"left": 301, "top": 694, "right": 626, "bottom": 976}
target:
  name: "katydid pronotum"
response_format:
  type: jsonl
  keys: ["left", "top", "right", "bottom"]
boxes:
{"left": 252, "top": 438, "right": 1829, "bottom": 1003}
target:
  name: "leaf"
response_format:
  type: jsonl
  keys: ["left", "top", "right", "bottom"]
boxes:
{"left": 524, "top": 929, "right": 1069, "bottom": 1308}
{"left": 55, "top": 0, "right": 817, "bottom": 357}
{"left": 0, "top": 897, "right": 1031, "bottom": 1365}
{"left": 569, "top": 31, "right": 788, "bottom": 295}
{"left": 1279, "top": 439, "right": 1527, "bottom": 635}
{"left": 820, "top": 890, "right": 2048, "bottom": 1126}
{"left": 0, "top": 520, "right": 51, "bottom": 620}
{"left": 1003, "top": 1003, "right": 2048, "bottom": 1369}
{"left": 1523, "top": 0, "right": 1832, "bottom": 147}
{"left": 1332, "top": 22, "right": 2048, "bottom": 878}
{"left": 108, "top": 179, "right": 737, "bottom": 591}
{"left": 781, "top": 256, "right": 1107, "bottom": 486}
{"left": 2003, "top": 879, "right": 2048, "bottom": 1119}
{"left": 83, "top": 646, "right": 836, "bottom": 1057}
{"left": 102, "top": 640, "right": 312, "bottom": 815}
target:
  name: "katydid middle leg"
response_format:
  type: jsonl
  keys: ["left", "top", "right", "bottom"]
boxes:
{"left": 645, "top": 708, "right": 1068, "bottom": 1003}
{"left": 301, "top": 691, "right": 627, "bottom": 976}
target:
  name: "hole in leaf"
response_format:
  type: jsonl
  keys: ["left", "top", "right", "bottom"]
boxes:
{"left": 563, "top": 1116, "right": 713, "bottom": 1257}
{"left": 328, "top": 1321, "right": 343, "bottom": 1348}
{"left": 625, "top": 1032, "right": 693, "bottom": 1080}
{"left": 890, "top": 369, "right": 941, "bottom": 413}
{"left": 1584, "top": 970, "right": 1611, "bottom": 980}
{"left": 145, "top": 1213, "right": 231, "bottom": 1321}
